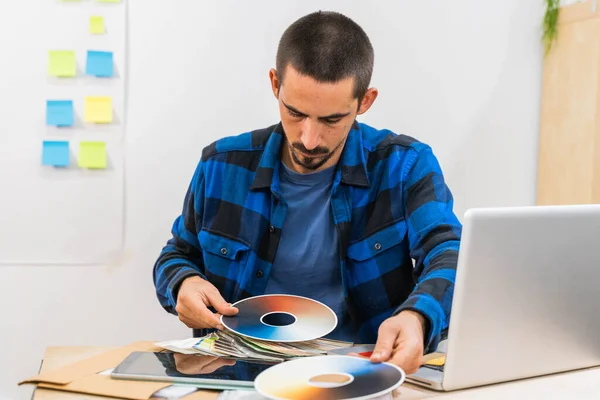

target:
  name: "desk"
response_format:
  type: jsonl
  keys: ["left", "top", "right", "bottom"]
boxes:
{"left": 32, "top": 346, "right": 600, "bottom": 400}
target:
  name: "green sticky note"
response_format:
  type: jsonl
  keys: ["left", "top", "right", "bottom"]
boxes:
{"left": 78, "top": 142, "right": 106, "bottom": 169}
{"left": 90, "top": 16, "right": 104, "bottom": 34}
{"left": 48, "top": 51, "right": 76, "bottom": 77}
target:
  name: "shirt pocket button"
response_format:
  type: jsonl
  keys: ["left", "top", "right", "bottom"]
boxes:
{"left": 256, "top": 270, "right": 264, "bottom": 278}
{"left": 220, "top": 248, "right": 228, "bottom": 255}
{"left": 374, "top": 243, "right": 382, "bottom": 251}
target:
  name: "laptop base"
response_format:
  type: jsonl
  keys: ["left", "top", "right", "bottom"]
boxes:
{"left": 406, "top": 366, "right": 444, "bottom": 391}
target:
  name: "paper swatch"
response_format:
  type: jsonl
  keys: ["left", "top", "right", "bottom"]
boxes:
{"left": 42, "top": 141, "right": 70, "bottom": 167}
{"left": 90, "top": 16, "right": 105, "bottom": 34}
{"left": 48, "top": 51, "right": 76, "bottom": 77}
{"left": 424, "top": 356, "right": 446, "bottom": 366}
{"left": 84, "top": 96, "right": 112, "bottom": 123}
{"left": 46, "top": 100, "right": 74, "bottom": 127}
{"left": 78, "top": 142, "right": 107, "bottom": 169}
{"left": 86, "top": 50, "right": 113, "bottom": 77}
{"left": 97, "top": 0, "right": 121, "bottom": 3}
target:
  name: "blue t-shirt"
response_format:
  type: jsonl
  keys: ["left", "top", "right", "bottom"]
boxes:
{"left": 263, "top": 162, "right": 358, "bottom": 343}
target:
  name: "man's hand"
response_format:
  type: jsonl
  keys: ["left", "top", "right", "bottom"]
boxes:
{"left": 174, "top": 353, "right": 236, "bottom": 375}
{"left": 175, "top": 276, "right": 238, "bottom": 330}
{"left": 370, "top": 310, "right": 426, "bottom": 374}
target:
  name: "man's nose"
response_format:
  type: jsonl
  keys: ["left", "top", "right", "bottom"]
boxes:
{"left": 300, "top": 119, "right": 321, "bottom": 151}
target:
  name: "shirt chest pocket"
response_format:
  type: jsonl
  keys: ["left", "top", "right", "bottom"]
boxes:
{"left": 346, "top": 220, "right": 409, "bottom": 286}
{"left": 199, "top": 230, "right": 251, "bottom": 282}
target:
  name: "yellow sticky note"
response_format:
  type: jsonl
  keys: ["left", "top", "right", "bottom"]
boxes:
{"left": 84, "top": 96, "right": 112, "bottom": 123}
{"left": 78, "top": 142, "right": 107, "bottom": 169}
{"left": 97, "top": 0, "right": 121, "bottom": 3}
{"left": 424, "top": 356, "right": 446, "bottom": 366}
{"left": 48, "top": 51, "right": 76, "bottom": 77}
{"left": 90, "top": 16, "right": 104, "bottom": 34}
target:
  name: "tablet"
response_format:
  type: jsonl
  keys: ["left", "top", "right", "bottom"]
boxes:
{"left": 111, "top": 351, "right": 276, "bottom": 390}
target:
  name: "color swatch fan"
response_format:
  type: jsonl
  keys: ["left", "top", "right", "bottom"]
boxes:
{"left": 254, "top": 355, "right": 405, "bottom": 400}
{"left": 220, "top": 294, "right": 337, "bottom": 342}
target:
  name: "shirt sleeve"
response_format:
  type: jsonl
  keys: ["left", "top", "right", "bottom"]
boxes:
{"left": 394, "top": 144, "right": 462, "bottom": 353}
{"left": 153, "top": 159, "right": 207, "bottom": 315}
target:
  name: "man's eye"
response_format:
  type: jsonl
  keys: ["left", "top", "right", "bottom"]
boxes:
{"left": 288, "top": 110, "right": 303, "bottom": 118}
{"left": 324, "top": 118, "right": 342, "bottom": 125}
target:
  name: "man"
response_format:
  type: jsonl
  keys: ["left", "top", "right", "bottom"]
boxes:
{"left": 153, "top": 10, "right": 461, "bottom": 374}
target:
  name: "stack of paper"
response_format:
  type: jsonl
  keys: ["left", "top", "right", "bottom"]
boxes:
{"left": 156, "top": 330, "right": 353, "bottom": 363}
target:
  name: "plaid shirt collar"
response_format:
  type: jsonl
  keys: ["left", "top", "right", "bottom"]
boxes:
{"left": 250, "top": 120, "right": 370, "bottom": 192}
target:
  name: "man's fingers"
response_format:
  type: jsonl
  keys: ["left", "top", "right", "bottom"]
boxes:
{"left": 195, "top": 303, "right": 223, "bottom": 329}
{"left": 177, "top": 302, "right": 205, "bottom": 329}
{"left": 213, "top": 313, "right": 226, "bottom": 330}
{"left": 371, "top": 323, "right": 398, "bottom": 363}
{"left": 176, "top": 278, "right": 236, "bottom": 330}
{"left": 390, "top": 347, "right": 422, "bottom": 374}
{"left": 389, "top": 337, "right": 423, "bottom": 374}
{"left": 178, "top": 314, "right": 201, "bottom": 329}
{"left": 390, "top": 349, "right": 410, "bottom": 372}
{"left": 179, "top": 310, "right": 217, "bottom": 330}
{"left": 179, "top": 298, "right": 221, "bottom": 329}
{"left": 205, "top": 288, "right": 239, "bottom": 316}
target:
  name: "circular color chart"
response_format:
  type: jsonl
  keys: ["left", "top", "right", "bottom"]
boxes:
{"left": 254, "top": 355, "right": 406, "bottom": 400}
{"left": 220, "top": 294, "right": 337, "bottom": 342}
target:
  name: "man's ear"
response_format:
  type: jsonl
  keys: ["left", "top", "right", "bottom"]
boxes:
{"left": 357, "top": 87, "right": 379, "bottom": 115}
{"left": 269, "top": 68, "right": 279, "bottom": 98}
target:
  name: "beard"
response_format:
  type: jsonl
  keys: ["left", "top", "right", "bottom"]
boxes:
{"left": 290, "top": 145, "right": 332, "bottom": 171}
{"left": 288, "top": 139, "right": 346, "bottom": 171}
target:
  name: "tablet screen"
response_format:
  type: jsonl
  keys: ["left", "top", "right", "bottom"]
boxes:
{"left": 113, "top": 351, "right": 275, "bottom": 383}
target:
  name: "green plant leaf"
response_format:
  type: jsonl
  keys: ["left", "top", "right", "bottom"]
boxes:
{"left": 543, "top": 0, "right": 560, "bottom": 55}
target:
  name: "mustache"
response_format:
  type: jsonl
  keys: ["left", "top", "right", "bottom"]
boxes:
{"left": 291, "top": 142, "right": 329, "bottom": 155}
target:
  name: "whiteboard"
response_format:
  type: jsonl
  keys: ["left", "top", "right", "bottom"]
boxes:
{"left": 0, "top": 0, "right": 126, "bottom": 264}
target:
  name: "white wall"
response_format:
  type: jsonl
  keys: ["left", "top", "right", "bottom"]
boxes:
{"left": 1, "top": 1, "right": 544, "bottom": 399}
{"left": 561, "top": 0, "right": 587, "bottom": 5}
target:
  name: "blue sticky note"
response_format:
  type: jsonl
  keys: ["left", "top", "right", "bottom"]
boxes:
{"left": 46, "top": 100, "right": 74, "bottom": 127}
{"left": 85, "top": 50, "right": 113, "bottom": 77}
{"left": 42, "top": 141, "right": 70, "bottom": 167}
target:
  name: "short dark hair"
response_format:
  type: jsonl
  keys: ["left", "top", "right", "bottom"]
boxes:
{"left": 276, "top": 11, "right": 374, "bottom": 100}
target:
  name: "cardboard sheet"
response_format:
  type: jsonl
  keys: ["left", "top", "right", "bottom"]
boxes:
{"left": 19, "top": 341, "right": 218, "bottom": 400}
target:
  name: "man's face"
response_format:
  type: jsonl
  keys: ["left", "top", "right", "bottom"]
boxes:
{"left": 269, "top": 65, "right": 377, "bottom": 173}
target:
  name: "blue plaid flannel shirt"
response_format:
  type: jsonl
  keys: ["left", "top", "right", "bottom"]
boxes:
{"left": 153, "top": 121, "right": 462, "bottom": 353}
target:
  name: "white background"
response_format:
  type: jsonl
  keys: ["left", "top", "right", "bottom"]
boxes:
{"left": 0, "top": 1, "right": 544, "bottom": 399}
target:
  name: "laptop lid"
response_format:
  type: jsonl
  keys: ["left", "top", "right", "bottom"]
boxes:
{"left": 441, "top": 204, "right": 600, "bottom": 391}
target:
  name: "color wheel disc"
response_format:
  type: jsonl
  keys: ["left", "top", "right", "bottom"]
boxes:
{"left": 220, "top": 294, "right": 337, "bottom": 342}
{"left": 254, "top": 355, "right": 406, "bottom": 400}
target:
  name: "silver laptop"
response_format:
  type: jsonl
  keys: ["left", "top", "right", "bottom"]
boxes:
{"left": 406, "top": 204, "right": 600, "bottom": 391}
